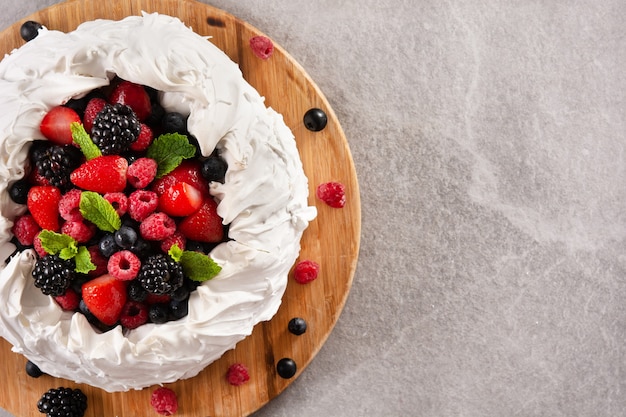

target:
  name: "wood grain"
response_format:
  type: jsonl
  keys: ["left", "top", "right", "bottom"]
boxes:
{"left": 0, "top": 0, "right": 360, "bottom": 416}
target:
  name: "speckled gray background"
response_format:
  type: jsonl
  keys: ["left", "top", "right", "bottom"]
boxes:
{"left": 2, "top": 1, "right": 626, "bottom": 416}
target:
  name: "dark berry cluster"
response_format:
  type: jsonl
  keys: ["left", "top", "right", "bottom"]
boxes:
{"left": 37, "top": 387, "right": 87, "bottom": 417}
{"left": 32, "top": 255, "right": 75, "bottom": 296}
{"left": 91, "top": 103, "right": 141, "bottom": 155}
{"left": 137, "top": 253, "right": 184, "bottom": 295}
{"left": 30, "top": 141, "right": 82, "bottom": 190}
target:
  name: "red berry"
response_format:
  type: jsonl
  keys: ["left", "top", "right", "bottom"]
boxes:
{"left": 151, "top": 159, "right": 210, "bottom": 197}
{"left": 61, "top": 220, "right": 96, "bottom": 243}
{"left": 178, "top": 198, "right": 224, "bottom": 243}
{"left": 54, "top": 288, "right": 80, "bottom": 311}
{"left": 227, "top": 363, "right": 250, "bottom": 386}
{"left": 82, "top": 97, "right": 107, "bottom": 133}
{"left": 39, "top": 106, "right": 81, "bottom": 145}
{"left": 103, "top": 192, "right": 129, "bottom": 217}
{"left": 127, "top": 157, "right": 157, "bottom": 189}
{"left": 33, "top": 232, "right": 48, "bottom": 257}
{"left": 109, "top": 81, "right": 151, "bottom": 121}
{"left": 27, "top": 185, "right": 61, "bottom": 231}
{"left": 128, "top": 190, "right": 159, "bottom": 221}
{"left": 316, "top": 182, "right": 346, "bottom": 208}
{"left": 82, "top": 274, "right": 127, "bottom": 326}
{"left": 70, "top": 155, "right": 128, "bottom": 193}
{"left": 146, "top": 293, "right": 171, "bottom": 305}
{"left": 87, "top": 245, "right": 108, "bottom": 277}
{"left": 140, "top": 212, "right": 176, "bottom": 241}
{"left": 129, "top": 123, "right": 153, "bottom": 152}
{"left": 12, "top": 214, "right": 41, "bottom": 246}
{"left": 107, "top": 250, "right": 141, "bottom": 281}
{"left": 120, "top": 300, "right": 148, "bottom": 329}
{"left": 58, "top": 189, "right": 83, "bottom": 222}
{"left": 160, "top": 232, "right": 186, "bottom": 253}
{"left": 158, "top": 182, "right": 203, "bottom": 217}
{"left": 150, "top": 387, "right": 178, "bottom": 416}
{"left": 293, "top": 260, "right": 320, "bottom": 284}
{"left": 29, "top": 167, "right": 51, "bottom": 186}
{"left": 249, "top": 36, "right": 274, "bottom": 60}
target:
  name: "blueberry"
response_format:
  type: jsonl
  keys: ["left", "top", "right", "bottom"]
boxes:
{"left": 25, "top": 360, "right": 44, "bottom": 378}
{"left": 161, "top": 112, "right": 187, "bottom": 134}
{"left": 201, "top": 156, "right": 228, "bottom": 183}
{"left": 171, "top": 285, "right": 190, "bottom": 302}
{"left": 20, "top": 21, "right": 43, "bottom": 42}
{"left": 148, "top": 303, "right": 170, "bottom": 324}
{"left": 276, "top": 358, "right": 297, "bottom": 379}
{"left": 9, "top": 178, "right": 30, "bottom": 204}
{"left": 127, "top": 280, "right": 148, "bottom": 302}
{"left": 130, "top": 238, "right": 152, "bottom": 259}
{"left": 303, "top": 108, "right": 327, "bottom": 132}
{"left": 114, "top": 225, "right": 138, "bottom": 249}
{"left": 288, "top": 317, "right": 307, "bottom": 335}
{"left": 169, "top": 298, "right": 189, "bottom": 320}
{"left": 98, "top": 233, "right": 119, "bottom": 257}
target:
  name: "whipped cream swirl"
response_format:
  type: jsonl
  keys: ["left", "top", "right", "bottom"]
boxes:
{"left": 0, "top": 13, "right": 316, "bottom": 392}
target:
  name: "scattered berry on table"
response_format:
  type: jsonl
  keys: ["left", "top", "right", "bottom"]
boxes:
{"left": 39, "top": 106, "right": 81, "bottom": 145}
{"left": 25, "top": 360, "right": 44, "bottom": 378}
{"left": 150, "top": 387, "right": 178, "bottom": 416}
{"left": 303, "top": 108, "right": 328, "bottom": 132}
{"left": 119, "top": 300, "right": 149, "bottom": 329}
{"left": 249, "top": 35, "right": 274, "bottom": 59}
{"left": 227, "top": 363, "right": 250, "bottom": 386}
{"left": 316, "top": 181, "right": 346, "bottom": 208}
{"left": 27, "top": 185, "right": 62, "bottom": 231}
{"left": 288, "top": 317, "right": 307, "bottom": 335}
{"left": 37, "top": 387, "right": 87, "bottom": 417}
{"left": 12, "top": 214, "right": 41, "bottom": 246}
{"left": 276, "top": 358, "right": 297, "bottom": 379}
{"left": 32, "top": 255, "right": 74, "bottom": 296}
{"left": 107, "top": 250, "right": 141, "bottom": 281}
{"left": 20, "top": 20, "right": 43, "bottom": 42}
{"left": 91, "top": 103, "right": 141, "bottom": 155}
{"left": 293, "top": 259, "right": 320, "bottom": 284}
{"left": 137, "top": 253, "right": 184, "bottom": 295}
{"left": 109, "top": 81, "right": 152, "bottom": 122}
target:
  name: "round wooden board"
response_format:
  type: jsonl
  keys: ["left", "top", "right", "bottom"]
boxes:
{"left": 0, "top": 0, "right": 360, "bottom": 416}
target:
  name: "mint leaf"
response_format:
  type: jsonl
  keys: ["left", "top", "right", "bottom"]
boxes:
{"left": 38, "top": 230, "right": 77, "bottom": 256}
{"left": 71, "top": 122, "right": 102, "bottom": 160}
{"left": 79, "top": 191, "right": 121, "bottom": 232}
{"left": 75, "top": 245, "right": 96, "bottom": 274}
{"left": 146, "top": 133, "right": 196, "bottom": 178}
{"left": 179, "top": 250, "right": 222, "bottom": 282}
{"left": 59, "top": 245, "right": 79, "bottom": 260}
{"left": 168, "top": 244, "right": 184, "bottom": 262}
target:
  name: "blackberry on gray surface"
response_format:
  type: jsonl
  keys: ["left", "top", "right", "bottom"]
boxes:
{"left": 37, "top": 387, "right": 87, "bottom": 417}
{"left": 91, "top": 103, "right": 141, "bottom": 155}
{"left": 32, "top": 143, "right": 82, "bottom": 190}
{"left": 137, "top": 254, "right": 184, "bottom": 295}
{"left": 32, "top": 255, "right": 75, "bottom": 296}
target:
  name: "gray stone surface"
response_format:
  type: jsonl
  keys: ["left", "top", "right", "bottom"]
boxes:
{"left": 2, "top": 1, "right": 626, "bottom": 416}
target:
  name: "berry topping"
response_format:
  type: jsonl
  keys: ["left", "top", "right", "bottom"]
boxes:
{"left": 81, "top": 274, "right": 127, "bottom": 326}
{"left": 150, "top": 387, "right": 178, "bottom": 416}
{"left": 103, "top": 192, "right": 129, "bottom": 217}
{"left": 119, "top": 300, "right": 148, "bottom": 329}
{"left": 82, "top": 97, "right": 107, "bottom": 133}
{"left": 58, "top": 189, "right": 83, "bottom": 221}
{"left": 37, "top": 387, "right": 87, "bottom": 417}
{"left": 160, "top": 232, "right": 186, "bottom": 254}
{"left": 39, "top": 106, "right": 81, "bottom": 145}
{"left": 109, "top": 81, "right": 152, "bottom": 122}
{"left": 288, "top": 317, "right": 308, "bottom": 335}
{"left": 316, "top": 181, "right": 346, "bottom": 208}
{"left": 129, "top": 123, "right": 154, "bottom": 152}
{"left": 200, "top": 155, "right": 228, "bottom": 183}
{"left": 108, "top": 250, "right": 141, "bottom": 281}
{"left": 20, "top": 20, "right": 43, "bottom": 42}
{"left": 293, "top": 260, "right": 320, "bottom": 284}
{"left": 158, "top": 182, "right": 203, "bottom": 217}
{"left": 227, "top": 363, "right": 250, "bottom": 386}
{"left": 86, "top": 245, "right": 108, "bottom": 277}
{"left": 70, "top": 155, "right": 128, "bottom": 193}
{"left": 276, "top": 358, "right": 297, "bottom": 379}
{"left": 137, "top": 253, "right": 184, "bottom": 295}
{"left": 140, "top": 212, "right": 176, "bottom": 241}
{"left": 54, "top": 288, "right": 80, "bottom": 311}
{"left": 91, "top": 103, "right": 141, "bottom": 155}
{"left": 151, "top": 159, "right": 210, "bottom": 197}
{"left": 127, "top": 280, "right": 148, "bottom": 302}
{"left": 161, "top": 112, "right": 187, "bottom": 134}
{"left": 303, "top": 108, "right": 328, "bottom": 132}
{"left": 177, "top": 198, "right": 223, "bottom": 243}
{"left": 249, "top": 36, "right": 274, "bottom": 60}
{"left": 148, "top": 303, "right": 170, "bottom": 324}
{"left": 32, "top": 255, "right": 74, "bottom": 296}
{"left": 98, "top": 233, "right": 119, "bottom": 258}
{"left": 27, "top": 185, "right": 62, "bottom": 231}
{"left": 127, "top": 157, "right": 157, "bottom": 189}
{"left": 114, "top": 225, "right": 138, "bottom": 249}
{"left": 12, "top": 214, "right": 41, "bottom": 246}
{"left": 26, "top": 360, "right": 44, "bottom": 378}
{"left": 9, "top": 178, "right": 30, "bottom": 204}
{"left": 61, "top": 220, "right": 96, "bottom": 243}
{"left": 32, "top": 143, "right": 83, "bottom": 190}
{"left": 128, "top": 190, "right": 159, "bottom": 221}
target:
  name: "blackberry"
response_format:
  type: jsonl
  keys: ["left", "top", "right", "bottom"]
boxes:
{"left": 37, "top": 387, "right": 87, "bottom": 417}
{"left": 32, "top": 143, "right": 82, "bottom": 190}
{"left": 91, "top": 103, "right": 141, "bottom": 155}
{"left": 137, "top": 254, "right": 184, "bottom": 295}
{"left": 32, "top": 255, "right": 74, "bottom": 296}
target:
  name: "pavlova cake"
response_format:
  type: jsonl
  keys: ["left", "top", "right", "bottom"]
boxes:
{"left": 0, "top": 12, "right": 316, "bottom": 392}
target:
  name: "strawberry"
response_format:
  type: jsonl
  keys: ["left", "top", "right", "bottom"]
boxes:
{"left": 83, "top": 97, "right": 107, "bottom": 133}
{"left": 27, "top": 186, "right": 61, "bottom": 231}
{"left": 39, "top": 106, "right": 81, "bottom": 145}
{"left": 70, "top": 155, "right": 128, "bottom": 193}
{"left": 158, "top": 182, "right": 203, "bottom": 217}
{"left": 151, "top": 159, "right": 210, "bottom": 197}
{"left": 178, "top": 198, "right": 224, "bottom": 242}
{"left": 81, "top": 274, "right": 127, "bottom": 326}
{"left": 109, "top": 81, "right": 151, "bottom": 121}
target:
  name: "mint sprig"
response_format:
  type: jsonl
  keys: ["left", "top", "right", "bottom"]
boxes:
{"left": 169, "top": 244, "right": 222, "bottom": 282}
{"left": 71, "top": 122, "right": 102, "bottom": 160}
{"left": 37, "top": 230, "right": 96, "bottom": 274}
{"left": 79, "top": 191, "right": 121, "bottom": 233}
{"left": 146, "top": 133, "right": 196, "bottom": 178}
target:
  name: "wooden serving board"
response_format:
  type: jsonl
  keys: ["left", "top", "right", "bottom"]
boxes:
{"left": 0, "top": 0, "right": 360, "bottom": 416}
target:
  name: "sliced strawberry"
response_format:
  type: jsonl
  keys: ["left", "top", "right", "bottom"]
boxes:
{"left": 151, "top": 160, "right": 210, "bottom": 197}
{"left": 83, "top": 97, "right": 107, "bottom": 133}
{"left": 70, "top": 155, "right": 128, "bottom": 193}
{"left": 109, "top": 81, "right": 151, "bottom": 121}
{"left": 27, "top": 185, "right": 61, "bottom": 231}
{"left": 178, "top": 198, "right": 224, "bottom": 242}
{"left": 82, "top": 274, "right": 127, "bottom": 326}
{"left": 40, "top": 106, "right": 81, "bottom": 145}
{"left": 158, "top": 182, "right": 203, "bottom": 217}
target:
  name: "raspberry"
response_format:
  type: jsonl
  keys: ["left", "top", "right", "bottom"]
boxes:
{"left": 12, "top": 214, "right": 41, "bottom": 246}
{"left": 108, "top": 250, "right": 141, "bottom": 281}
{"left": 140, "top": 212, "right": 176, "bottom": 241}
{"left": 316, "top": 181, "right": 346, "bottom": 208}
{"left": 83, "top": 97, "right": 107, "bottom": 133}
{"left": 29, "top": 166, "right": 51, "bottom": 186}
{"left": 61, "top": 220, "right": 96, "bottom": 243}
{"left": 58, "top": 188, "right": 83, "bottom": 221}
{"left": 33, "top": 231, "right": 48, "bottom": 257}
{"left": 293, "top": 259, "right": 320, "bottom": 284}
{"left": 160, "top": 232, "right": 186, "bottom": 253}
{"left": 128, "top": 190, "right": 158, "bottom": 221}
{"left": 249, "top": 36, "right": 274, "bottom": 59}
{"left": 87, "top": 245, "right": 108, "bottom": 277}
{"left": 129, "top": 123, "right": 154, "bottom": 152}
{"left": 127, "top": 157, "right": 157, "bottom": 189}
{"left": 103, "top": 192, "right": 128, "bottom": 217}
{"left": 54, "top": 288, "right": 80, "bottom": 311}
{"left": 119, "top": 300, "right": 148, "bottom": 329}
{"left": 150, "top": 387, "right": 178, "bottom": 416}
{"left": 227, "top": 363, "right": 250, "bottom": 386}
{"left": 146, "top": 293, "right": 171, "bottom": 305}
